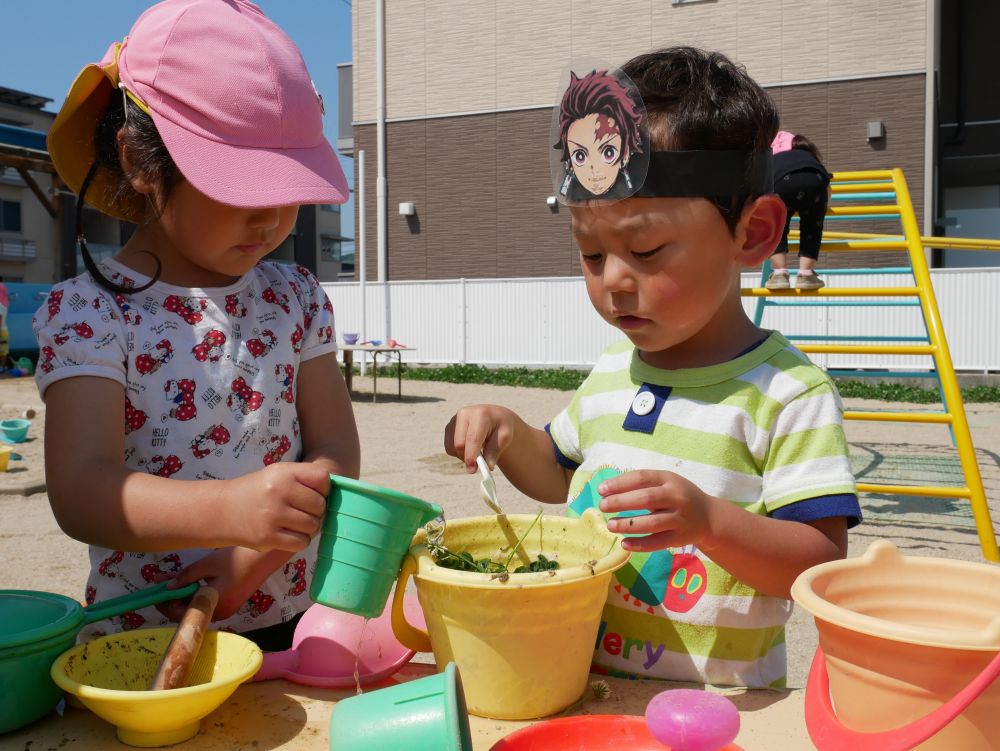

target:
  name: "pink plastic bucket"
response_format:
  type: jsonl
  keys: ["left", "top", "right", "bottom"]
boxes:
{"left": 791, "top": 540, "right": 1000, "bottom": 750}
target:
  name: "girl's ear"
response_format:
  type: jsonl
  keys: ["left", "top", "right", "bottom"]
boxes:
{"left": 734, "top": 193, "right": 786, "bottom": 268}
{"left": 116, "top": 129, "right": 156, "bottom": 195}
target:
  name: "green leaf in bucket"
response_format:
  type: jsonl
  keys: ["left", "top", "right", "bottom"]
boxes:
{"left": 425, "top": 508, "right": 561, "bottom": 576}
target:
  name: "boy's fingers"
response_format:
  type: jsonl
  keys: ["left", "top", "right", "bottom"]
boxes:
{"left": 599, "top": 487, "right": 672, "bottom": 513}
{"left": 597, "top": 469, "right": 670, "bottom": 496}
{"left": 606, "top": 510, "right": 674, "bottom": 535}
{"left": 443, "top": 416, "right": 459, "bottom": 458}
{"left": 482, "top": 431, "right": 501, "bottom": 470}
{"left": 620, "top": 530, "right": 679, "bottom": 552}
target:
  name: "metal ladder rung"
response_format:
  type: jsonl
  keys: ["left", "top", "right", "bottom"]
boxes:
{"left": 743, "top": 287, "right": 921, "bottom": 297}
{"left": 788, "top": 240, "right": 909, "bottom": 251}
{"left": 787, "top": 335, "right": 928, "bottom": 342}
{"left": 844, "top": 410, "right": 953, "bottom": 424}
{"left": 831, "top": 181, "right": 895, "bottom": 193}
{"left": 798, "top": 344, "right": 936, "bottom": 355}
{"left": 776, "top": 266, "right": 913, "bottom": 275}
{"left": 857, "top": 482, "right": 971, "bottom": 500}
{"left": 761, "top": 299, "right": 920, "bottom": 307}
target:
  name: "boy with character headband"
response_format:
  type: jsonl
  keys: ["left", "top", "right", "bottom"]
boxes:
{"left": 34, "top": 0, "right": 359, "bottom": 646}
{"left": 445, "top": 47, "right": 859, "bottom": 687}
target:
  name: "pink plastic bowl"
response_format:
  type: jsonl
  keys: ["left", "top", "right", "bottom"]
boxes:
{"left": 253, "top": 594, "right": 425, "bottom": 688}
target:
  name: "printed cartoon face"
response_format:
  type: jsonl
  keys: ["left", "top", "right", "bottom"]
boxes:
{"left": 553, "top": 69, "right": 645, "bottom": 204}
{"left": 567, "top": 113, "right": 625, "bottom": 196}
{"left": 663, "top": 552, "right": 707, "bottom": 613}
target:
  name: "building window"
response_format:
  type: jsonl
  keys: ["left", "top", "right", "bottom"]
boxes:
{"left": 321, "top": 236, "right": 355, "bottom": 275}
{"left": 320, "top": 203, "right": 342, "bottom": 214}
{"left": 0, "top": 200, "right": 21, "bottom": 232}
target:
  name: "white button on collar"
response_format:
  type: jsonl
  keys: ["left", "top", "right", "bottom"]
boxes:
{"left": 631, "top": 391, "right": 656, "bottom": 416}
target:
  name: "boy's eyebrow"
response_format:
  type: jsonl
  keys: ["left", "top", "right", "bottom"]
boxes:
{"left": 567, "top": 139, "right": 589, "bottom": 152}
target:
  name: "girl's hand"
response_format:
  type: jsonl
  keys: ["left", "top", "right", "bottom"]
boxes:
{"left": 598, "top": 470, "right": 717, "bottom": 552}
{"left": 156, "top": 547, "right": 289, "bottom": 621}
{"left": 222, "top": 463, "right": 330, "bottom": 552}
{"left": 444, "top": 405, "right": 518, "bottom": 472}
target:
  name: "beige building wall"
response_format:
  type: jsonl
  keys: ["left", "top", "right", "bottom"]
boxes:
{"left": 353, "top": 0, "right": 928, "bottom": 123}
{"left": 0, "top": 101, "right": 59, "bottom": 283}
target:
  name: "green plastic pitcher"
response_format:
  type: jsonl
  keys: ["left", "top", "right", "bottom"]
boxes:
{"left": 310, "top": 475, "right": 442, "bottom": 618}
{"left": 328, "top": 662, "right": 472, "bottom": 751}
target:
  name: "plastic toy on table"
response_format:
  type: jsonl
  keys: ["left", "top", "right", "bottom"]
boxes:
{"left": 645, "top": 689, "right": 742, "bottom": 751}
{"left": 253, "top": 594, "right": 425, "bottom": 688}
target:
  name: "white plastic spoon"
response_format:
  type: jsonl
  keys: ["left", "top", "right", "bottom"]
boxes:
{"left": 476, "top": 455, "right": 532, "bottom": 567}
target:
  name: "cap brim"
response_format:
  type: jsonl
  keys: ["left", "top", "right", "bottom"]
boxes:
{"left": 47, "top": 53, "right": 146, "bottom": 223}
{"left": 154, "top": 114, "right": 349, "bottom": 209}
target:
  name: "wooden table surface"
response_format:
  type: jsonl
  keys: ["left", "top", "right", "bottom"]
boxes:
{"left": 8, "top": 663, "right": 813, "bottom": 749}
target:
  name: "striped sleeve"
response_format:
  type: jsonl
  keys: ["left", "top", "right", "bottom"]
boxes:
{"left": 547, "top": 387, "right": 584, "bottom": 467}
{"left": 761, "top": 381, "right": 856, "bottom": 511}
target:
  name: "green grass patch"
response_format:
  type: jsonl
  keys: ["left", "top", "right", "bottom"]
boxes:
{"left": 832, "top": 380, "right": 1000, "bottom": 403}
{"left": 352, "top": 363, "right": 1000, "bottom": 402}
{"left": 352, "top": 363, "right": 586, "bottom": 391}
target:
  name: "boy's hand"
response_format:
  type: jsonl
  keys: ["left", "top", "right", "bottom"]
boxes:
{"left": 222, "top": 463, "right": 330, "bottom": 552}
{"left": 598, "top": 470, "right": 715, "bottom": 552}
{"left": 444, "top": 405, "right": 518, "bottom": 472}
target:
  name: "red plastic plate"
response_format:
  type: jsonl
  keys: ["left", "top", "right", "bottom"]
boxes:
{"left": 489, "top": 714, "right": 744, "bottom": 750}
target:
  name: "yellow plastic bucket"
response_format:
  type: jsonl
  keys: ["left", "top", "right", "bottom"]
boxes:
{"left": 391, "top": 508, "right": 629, "bottom": 720}
{"left": 791, "top": 540, "right": 1000, "bottom": 751}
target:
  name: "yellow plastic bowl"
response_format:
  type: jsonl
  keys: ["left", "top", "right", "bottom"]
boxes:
{"left": 51, "top": 629, "right": 262, "bottom": 747}
{"left": 0, "top": 445, "right": 10, "bottom": 472}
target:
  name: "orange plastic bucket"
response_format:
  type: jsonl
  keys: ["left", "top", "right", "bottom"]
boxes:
{"left": 791, "top": 540, "right": 1000, "bottom": 750}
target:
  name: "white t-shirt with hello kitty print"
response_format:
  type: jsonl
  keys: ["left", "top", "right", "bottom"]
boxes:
{"left": 33, "top": 258, "right": 337, "bottom": 639}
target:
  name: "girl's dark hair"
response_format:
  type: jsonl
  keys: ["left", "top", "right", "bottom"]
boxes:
{"left": 78, "top": 95, "right": 178, "bottom": 294}
{"left": 792, "top": 134, "right": 824, "bottom": 163}
{"left": 620, "top": 46, "right": 779, "bottom": 233}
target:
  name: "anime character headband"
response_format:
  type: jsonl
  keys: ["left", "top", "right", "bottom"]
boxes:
{"left": 550, "top": 65, "right": 773, "bottom": 206}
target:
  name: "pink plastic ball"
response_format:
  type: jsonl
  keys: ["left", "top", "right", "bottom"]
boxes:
{"left": 645, "top": 689, "right": 740, "bottom": 751}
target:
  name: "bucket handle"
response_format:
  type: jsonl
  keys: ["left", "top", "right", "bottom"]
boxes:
{"left": 81, "top": 582, "right": 199, "bottom": 625}
{"left": 805, "top": 646, "right": 1000, "bottom": 751}
{"left": 390, "top": 554, "right": 432, "bottom": 652}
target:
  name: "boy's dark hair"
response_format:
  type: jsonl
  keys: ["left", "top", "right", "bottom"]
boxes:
{"left": 620, "top": 46, "right": 779, "bottom": 232}
{"left": 78, "top": 96, "right": 179, "bottom": 293}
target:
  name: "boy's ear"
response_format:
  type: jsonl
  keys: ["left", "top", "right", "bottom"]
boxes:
{"left": 117, "top": 130, "right": 156, "bottom": 195}
{"left": 734, "top": 194, "right": 786, "bottom": 267}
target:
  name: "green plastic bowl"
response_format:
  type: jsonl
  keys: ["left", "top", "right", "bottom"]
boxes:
{"left": 0, "top": 418, "right": 30, "bottom": 443}
{"left": 0, "top": 582, "right": 198, "bottom": 733}
{"left": 329, "top": 662, "right": 473, "bottom": 751}
{"left": 310, "top": 475, "right": 442, "bottom": 618}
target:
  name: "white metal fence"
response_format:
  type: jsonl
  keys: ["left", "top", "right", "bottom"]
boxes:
{"left": 322, "top": 268, "right": 1000, "bottom": 372}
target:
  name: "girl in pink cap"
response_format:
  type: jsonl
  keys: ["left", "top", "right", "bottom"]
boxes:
{"left": 765, "top": 131, "right": 834, "bottom": 290}
{"left": 34, "top": 0, "right": 359, "bottom": 649}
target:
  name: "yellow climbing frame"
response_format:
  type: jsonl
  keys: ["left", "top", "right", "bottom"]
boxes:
{"left": 743, "top": 168, "right": 999, "bottom": 562}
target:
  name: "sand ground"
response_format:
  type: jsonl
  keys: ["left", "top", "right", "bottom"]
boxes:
{"left": 2, "top": 374, "right": 998, "bottom": 688}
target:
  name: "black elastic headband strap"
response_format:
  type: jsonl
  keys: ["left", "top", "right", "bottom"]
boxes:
{"left": 633, "top": 150, "right": 774, "bottom": 198}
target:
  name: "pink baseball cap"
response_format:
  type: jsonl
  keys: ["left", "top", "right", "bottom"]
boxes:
{"left": 771, "top": 130, "right": 795, "bottom": 154}
{"left": 48, "top": 0, "right": 347, "bottom": 221}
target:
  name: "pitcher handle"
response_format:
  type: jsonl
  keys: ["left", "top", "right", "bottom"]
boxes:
{"left": 391, "top": 554, "right": 431, "bottom": 652}
{"left": 805, "top": 646, "right": 1000, "bottom": 751}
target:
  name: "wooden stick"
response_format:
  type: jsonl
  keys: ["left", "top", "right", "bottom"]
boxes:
{"left": 148, "top": 586, "right": 219, "bottom": 691}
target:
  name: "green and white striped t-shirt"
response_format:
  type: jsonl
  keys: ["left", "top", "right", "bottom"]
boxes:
{"left": 547, "top": 332, "right": 857, "bottom": 688}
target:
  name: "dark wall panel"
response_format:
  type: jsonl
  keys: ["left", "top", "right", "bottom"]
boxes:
{"left": 355, "top": 74, "right": 926, "bottom": 279}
